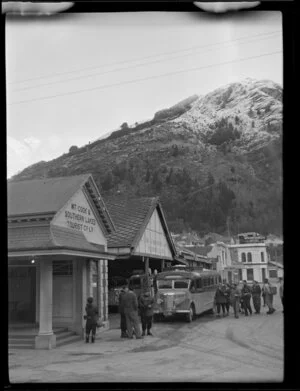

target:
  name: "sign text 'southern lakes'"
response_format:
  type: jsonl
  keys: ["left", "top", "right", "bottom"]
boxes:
{"left": 64, "top": 203, "right": 96, "bottom": 233}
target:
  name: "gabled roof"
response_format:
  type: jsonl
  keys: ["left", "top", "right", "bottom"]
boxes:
{"left": 184, "top": 246, "right": 213, "bottom": 257}
{"left": 8, "top": 174, "right": 90, "bottom": 216}
{"left": 8, "top": 224, "right": 107, "bottom": 255}
{"left": 104, "top": 196, "right": 176, "bottom": 257}
{"left": 7, "top": 174, "right": 115, "bottom": 235}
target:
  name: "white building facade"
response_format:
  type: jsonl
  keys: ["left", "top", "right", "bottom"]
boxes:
{"left": 228, "top": 242, "right": 269, "bottom": 283}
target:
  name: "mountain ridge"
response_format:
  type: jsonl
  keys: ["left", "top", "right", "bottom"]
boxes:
{"left": 10, "top": 78, "right": 282, "bottom": 237}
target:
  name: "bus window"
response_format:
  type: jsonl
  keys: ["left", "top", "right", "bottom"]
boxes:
{"left": 196, "top": 278, "right": 203, "bottom": 290}
{"left": 174, "top": 280, "right": 189, "bottom": 289}
{"left": 157, "top": 280, "right": 172, "bottom": 289}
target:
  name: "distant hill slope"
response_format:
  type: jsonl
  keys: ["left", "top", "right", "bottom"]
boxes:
{"left": 10, "top": 79, "right": 282, "bottom": 236}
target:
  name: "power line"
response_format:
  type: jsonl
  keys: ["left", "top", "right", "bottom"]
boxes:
{"left": 8, "top": 30, "right": 281, "bottom": 86}
{"left": 12, "top": 31, "right": 281, "bottom": 92}
{"left": 8, "top": 50, "right": 282, "bottom": 106}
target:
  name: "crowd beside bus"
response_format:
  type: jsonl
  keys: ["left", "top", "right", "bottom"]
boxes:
{"left": 83, "top": 276, "right": 284, "bottom": 342}
{"left": 214, "top": 277, "right": 284, "bottom": 319}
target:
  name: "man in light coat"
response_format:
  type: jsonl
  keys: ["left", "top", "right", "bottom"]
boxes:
{"left": 122, "top": 285, "right": 143, "bottom": 339}
{"left": 264, "top": 278, "right": 276, "bottom": 314}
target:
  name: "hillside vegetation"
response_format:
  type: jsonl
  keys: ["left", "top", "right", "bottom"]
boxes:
{"left": 10, "top": 79, "right": 282, "bottom": 237}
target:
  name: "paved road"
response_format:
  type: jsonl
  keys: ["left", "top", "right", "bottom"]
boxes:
{"left": 9, "top": 294, "right": 283, "bottom": 383}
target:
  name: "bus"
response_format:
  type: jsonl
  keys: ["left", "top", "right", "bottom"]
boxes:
{"left": 154, "top": 269, "right": 221, "bottom": 322}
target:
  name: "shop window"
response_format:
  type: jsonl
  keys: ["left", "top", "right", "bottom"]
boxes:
{"left": 247, "top": 252, "right": 252, "bottom": 263}
{"left": 246, "top": 269, "right": 254, "bottom": 281}
{"left": 53, "top": 261, "right": 73, "bottom": 275}
{"left": 241, "top": 253, "right": 246, "bottom": 262}
{"left": 261, "top": 252, "right": 265, "bottom": 262}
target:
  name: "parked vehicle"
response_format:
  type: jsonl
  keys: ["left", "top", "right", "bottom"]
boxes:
{"left": 154, "top": 269, "right": 221, "bottom": 322}
{"left": 108, "top": 276, "right": 128, "bottom": 310}
{"left": 128, "top": 271, "right": 154, "bottom": 299}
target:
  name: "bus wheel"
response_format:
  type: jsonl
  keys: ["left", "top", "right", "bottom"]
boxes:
{"left": 186, "top": 305, "right": 195, "bottom": 323}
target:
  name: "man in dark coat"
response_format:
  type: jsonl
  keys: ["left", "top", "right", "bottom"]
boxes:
{"left": 241, "top": 280, "right": 253, "bottom": 316}
{"left": 139, "top": 290, "right": 155, "bottom": 336}
{"left": 118, "top": 286, "right": 128, "bottom": 338}
{"left": 85, "top": 297, "right": 98, "bottom": 343}
{"left": 214, "top": 284, "right": 227, "bottom": 317}
{"left": 251, "top": 280, "right": 262, "bottom": 314}
{"left": 122, "top": 285, "right": 143, "bottom": 339}
{"left": 224, "top": 283, "right": 232, "bottom": 316}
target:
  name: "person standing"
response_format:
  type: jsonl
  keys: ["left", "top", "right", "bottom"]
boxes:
{"left": 118, "top": 285, "right": 128, "bottom": 338}
{"left": 122, "top": 284, "right": 143, "bottom": 339}
{"left": 264, "top": 278, "right": 276, "bottom": 314}
{"left": 230, "top": 283, "right": 242, "bottom": 318}
{"left": 261, "top": 282, "right": 267, "bottom": 307}
{"left": 224, "top": 283, "right": 232, "bottom": 316}
{"left": 251, "top": 280, "right": 262, "bottom": 314}
{"left": 241, "top": 280, "right": 253, "bottom": 316}
{"left": 139, "top": 290, "right": 155, "bottom": 336}
{"left": 85, "top": 297, "right": 98, "bottom": 343}
{"left": 214, "top": 284, "right": 227, "bottom": 317}
{"left": 279, "top": 277, "right": 284, "bottom": 313}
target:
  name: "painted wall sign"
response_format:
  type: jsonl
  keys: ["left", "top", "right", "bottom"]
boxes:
{"left": 52, "top": 188, "right": 107, "bottom": 247}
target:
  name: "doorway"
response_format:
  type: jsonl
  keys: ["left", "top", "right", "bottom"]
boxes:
{"left": 8, "top": 266, "right": 36, "bottom": 323}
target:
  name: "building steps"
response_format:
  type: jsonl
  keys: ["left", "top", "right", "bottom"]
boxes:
{"left": 9, "top": 327, "right": 82, "bottom": 349}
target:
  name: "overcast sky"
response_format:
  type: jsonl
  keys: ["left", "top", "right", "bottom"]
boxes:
{"left": 6, "top": 11, "right": 282, "bottom": 178}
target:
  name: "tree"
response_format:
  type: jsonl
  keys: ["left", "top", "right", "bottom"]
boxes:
{"left": 101, "top": 171, "right": 114, "bottom": 191}
{"left": 69, "top": 145, "right": 78, "bottom": 154}
{"left": 121, "top": 122, "right": 129, "bottom": 130}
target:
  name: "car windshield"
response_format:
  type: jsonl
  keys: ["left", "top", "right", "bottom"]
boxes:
{"left": 157, "top": 279, "right": 190, "bottom": 289}
{"left": 129, "top": 277, "right": 141, "bottom": 289}
{"left": 157, "top": 280, "right": 173, "bottom": 289}
{"left": 174, "top": 280, "right": 189, "bottom": 289}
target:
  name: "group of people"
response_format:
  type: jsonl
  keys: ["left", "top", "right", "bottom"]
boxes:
{"left": 214, "top": 277, "right": 284, "bottom": 319}
{"left": 118, "top": 285, "right": 154, "bottom": 339}
{"left": 84, "top": 277, "right": 284, "bottom": 342}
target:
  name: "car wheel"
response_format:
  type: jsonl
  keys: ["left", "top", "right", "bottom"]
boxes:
{"left": 186, "top": 305, "right": 195, "bottom": 323}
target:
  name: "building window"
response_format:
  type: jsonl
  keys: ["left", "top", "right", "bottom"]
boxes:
{"left": 246, "top": 268, "right": 254, "bottom": 281}
{"left": 261, "top": 252, "right": 265, "bottom": 262}
{"left": 241, "top": 253, "right": 246, "bottom": 262}
{"left": 269, "top": 269, "right": 278, "bottom": 278}
{"left": 238, "top": 269, "right": 243, "bottom": 281}
{"left": 247, "top": 252, "right": 252, "bottom": 263}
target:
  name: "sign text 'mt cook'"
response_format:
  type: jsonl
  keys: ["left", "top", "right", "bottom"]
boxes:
{"left": 64, "top": 203, "right": 96, "bottom": 233}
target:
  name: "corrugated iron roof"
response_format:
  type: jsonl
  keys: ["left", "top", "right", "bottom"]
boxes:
{"left": 8, "top": 174, "right": 90, "bottom": 216}
{"left": 105, "top": 196, "right": 158, "bottom": 248}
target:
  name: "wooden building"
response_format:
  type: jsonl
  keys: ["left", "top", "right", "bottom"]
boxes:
{"left": 8, "top": 174, "right": 115, "bottom": 349}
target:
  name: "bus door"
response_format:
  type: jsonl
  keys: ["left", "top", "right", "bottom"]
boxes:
{"left": 189, "top": 278, "right": 200, "bottom": 314}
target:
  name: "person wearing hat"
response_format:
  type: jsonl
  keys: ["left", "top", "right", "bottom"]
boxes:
{"left": 122, "top": 284, "right": 143, "bottom": 339}
{"left": 118, "top": 285, "right": 129, "bottom": 338}
{"left": 264, "top": 278, "right": 276, "bottom": 314}
{"left": 241, "top": 280, "right": 253, "bottom": 316}
{"left": 84, "top": 297, "right": 99, "bottom": 343}
{"left": 214, "top": 283, "right": 227, "bottom": 317}
{"left": 230, "top": 283, "right": 242, "bottom": 318}
{"left": 139, "top": 290, "right": 155, "bottom": 336}
{"left": 251, "top": 280, "right": 262, "bottom": 314}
